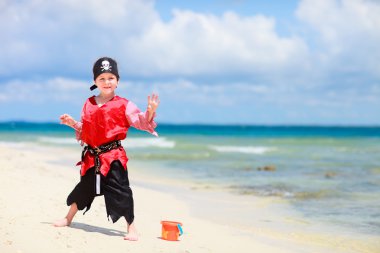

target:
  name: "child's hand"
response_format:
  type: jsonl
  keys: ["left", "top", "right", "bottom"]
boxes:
{"left": 60, "top": 114, "right": 76, "bottom": 127}
{"left": 147, "top": 94, "right": 160, "bottom": 113}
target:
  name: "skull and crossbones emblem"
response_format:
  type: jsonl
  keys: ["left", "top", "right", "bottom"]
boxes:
{"left": 100, "top": 60, "right": 112, "bottom": 71}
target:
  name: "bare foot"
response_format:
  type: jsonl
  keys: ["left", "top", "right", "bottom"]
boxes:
{"left": 53, "top": 218, "right": 71, "bottom": 227}
{"left": 53, "top": 204, "right": 78, "bottom": 227}
{"left": 124, "top": 232, "right": 138, "bottom": 241}
{"left": 124, "top": 223, "right": 138, "bottom": 241}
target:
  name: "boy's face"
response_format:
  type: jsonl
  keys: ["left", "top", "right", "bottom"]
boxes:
{"left": 95, "top": 73, "right": 119, "bottom": 95}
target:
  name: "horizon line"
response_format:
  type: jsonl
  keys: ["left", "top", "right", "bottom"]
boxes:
{"left": 1, "top": 120, "right": 380, "bottom": 128}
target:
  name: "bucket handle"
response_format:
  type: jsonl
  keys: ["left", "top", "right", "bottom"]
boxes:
{"left": 177, "top": 224, "right": 183, "bottom": 236}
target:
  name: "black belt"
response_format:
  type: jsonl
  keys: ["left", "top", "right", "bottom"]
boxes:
{"left": 81, "top": 140, "right": 122, "bottom": 172}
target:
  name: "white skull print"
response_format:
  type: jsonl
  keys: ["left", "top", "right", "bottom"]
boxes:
{"left": 100, "top": 60, "right": 112, "bottom": 71}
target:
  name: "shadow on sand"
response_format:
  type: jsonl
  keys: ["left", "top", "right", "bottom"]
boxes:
{"left": 43, "top": 221, "right": 125, "bottom": 237}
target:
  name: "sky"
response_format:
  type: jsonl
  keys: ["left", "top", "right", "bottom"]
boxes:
{"left": 0, "top": 0, "right": 379, "bottom": 125}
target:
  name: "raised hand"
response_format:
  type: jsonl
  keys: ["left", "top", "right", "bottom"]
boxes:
{"left": 147, "top": 93, "right": 160, "bottom": 113}
{"left": 60, "top": 114, "right": 76, "bottom": 127}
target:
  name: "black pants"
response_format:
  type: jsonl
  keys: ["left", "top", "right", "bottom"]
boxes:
{"left": 67, "top": 160, "right": 134, "bottom": 224}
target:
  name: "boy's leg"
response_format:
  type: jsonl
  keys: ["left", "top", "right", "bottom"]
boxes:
{"left": 124, "top": 221, "right": 138, "bottom": 241}
{"left": 53, "top": 202, "right": 78, "bottom": 227}
{"left": 103, "top": 161, "right": 138, "bottom": 240}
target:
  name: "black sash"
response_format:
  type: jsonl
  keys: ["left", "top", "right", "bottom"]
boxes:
{"left": 81, "top": 140, "right": 122, "bottom": 173}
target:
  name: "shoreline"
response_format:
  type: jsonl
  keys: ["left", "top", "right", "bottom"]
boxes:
{"left": 0, "top": 144, "right": 379, "bottom": 253}
{"left": 130, "top": 161, "right": 380, "bottom": 252}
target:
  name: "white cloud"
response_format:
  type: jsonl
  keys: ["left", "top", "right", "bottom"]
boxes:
{"left": 0, "top": 78, "right": 88, "bottom": 103}
{"left": 0, "top": 0, "right": 159, "bottom": 76}
{"left": 0, "top": 0, "right": 311, "bottom": 81}
{"left": 123, "top": 10, "right": 310, "bottom": 78}
{"left": 296, "top": 0, "right": 380, "bottom": 78}
{"left": 0, "top": 0, "right": 379, "bottom": 84}
{"left": 0, "top": 0, "right": 379, "bottom": 124}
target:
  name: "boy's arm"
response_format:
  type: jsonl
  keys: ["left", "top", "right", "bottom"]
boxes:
{"left": 60, "top": 114, "right": 82, "bottom": 130}
{"left": 59, "top": 114, "right": 83, "bottom": 143}
{"left": 125, "top": 101, "right": 158, "bottom": 137}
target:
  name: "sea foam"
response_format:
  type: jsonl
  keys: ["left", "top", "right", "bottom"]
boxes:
{"left": 38, "top": 137, "right": 77, "bottom": 145}
{"left": 123, "top": 137, "right": 175, "bottom": 148}
{"left": 36, "top": 136, "right": 176, "bottom": 148}
{"left": 209, "top": 145, "right": 274, "bottom": 154}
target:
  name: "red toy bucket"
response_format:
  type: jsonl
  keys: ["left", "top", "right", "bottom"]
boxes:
{"left": 160, "top": 221, "right": 183, "bottom": 241}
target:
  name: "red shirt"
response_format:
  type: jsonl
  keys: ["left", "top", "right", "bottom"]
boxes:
{"left": 75, "top": 95, "right": 157, "bottom": 176}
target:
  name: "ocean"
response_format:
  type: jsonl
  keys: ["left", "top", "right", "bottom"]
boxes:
{"left": 1, "top": 122, "right": 379, "bottom": 236}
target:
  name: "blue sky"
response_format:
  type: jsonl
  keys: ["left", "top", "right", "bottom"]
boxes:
{"left": 1, "top": 0, "right": 379, "bottom": 125}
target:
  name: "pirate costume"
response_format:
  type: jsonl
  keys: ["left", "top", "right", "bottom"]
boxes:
{"left": 67, "top": 57, "right": 157, "bottom": 224}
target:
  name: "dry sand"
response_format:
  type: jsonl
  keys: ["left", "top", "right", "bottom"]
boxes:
{"left": 0, "top": 145, "right": 379, "bottom": 253}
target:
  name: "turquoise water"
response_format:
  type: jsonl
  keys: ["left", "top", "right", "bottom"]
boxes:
{"left": 1, "top": 122, "right": 380, "bottom": 235}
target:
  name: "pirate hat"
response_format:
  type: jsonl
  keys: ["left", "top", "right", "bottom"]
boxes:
{"left": 90, "top": 57, "right": 120, "bottom": 91}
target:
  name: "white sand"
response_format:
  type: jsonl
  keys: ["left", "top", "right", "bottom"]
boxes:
{"left": 0, "top": 145, "right": 379, "bottom": 253}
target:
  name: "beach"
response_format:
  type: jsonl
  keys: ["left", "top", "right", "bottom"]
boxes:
{"left": 0, "top": 142, "right": 379, "bottom": 253}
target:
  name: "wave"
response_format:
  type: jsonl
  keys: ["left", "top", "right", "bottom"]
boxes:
{"left": 209, "top": 145, "right": 274, "bottom": 154}
{"left": 123, "top": 137, "right": 175, "bottom": 148}
{"left": 0, "top": 141, "right": 34, "bottom": 149}
{"left": 37, "top": 137, "right": 78, "bottom": 145}
{"left": 36, "top": 136, "right": 176, "bottom": 148}
{"left": 230, "top": 185, "right": 340, "bottom": 200}
{"left": 134, "top": 152, "right": 211, "bottom": 160}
